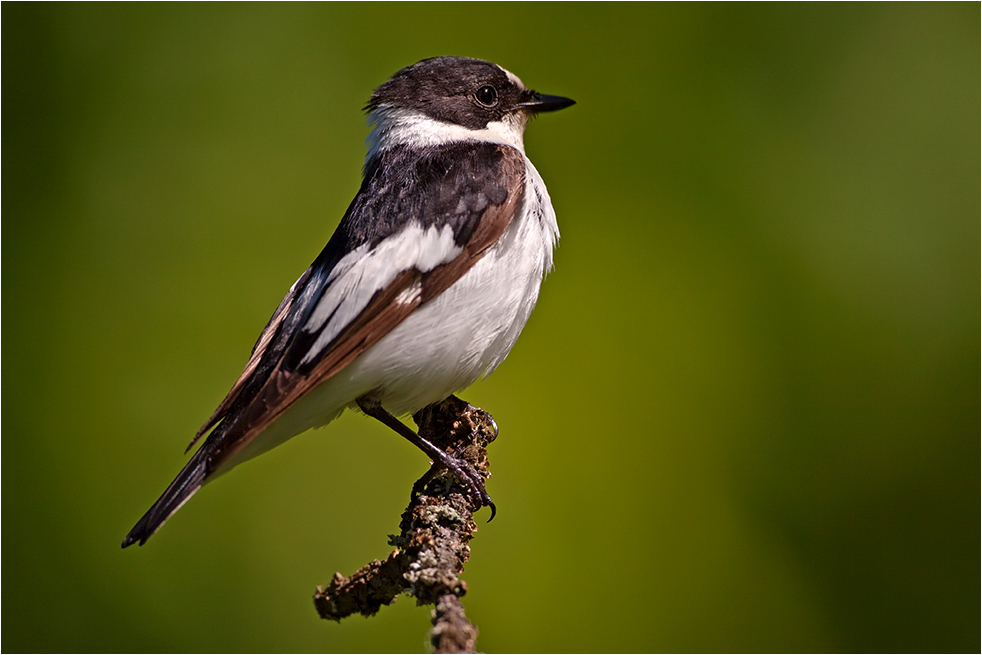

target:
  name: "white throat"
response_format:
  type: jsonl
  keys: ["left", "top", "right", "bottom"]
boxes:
{"left": 366, "top": 106, "right": 528, "bottom": 161}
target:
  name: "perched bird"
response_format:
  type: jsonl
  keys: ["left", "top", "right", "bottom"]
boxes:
{"left": 122, "top": 56, "right": 574, "bottom": 548}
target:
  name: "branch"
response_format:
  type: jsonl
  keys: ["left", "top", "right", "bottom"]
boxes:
{"left": 313, "top": 395, "right": 497, "bottom": 653}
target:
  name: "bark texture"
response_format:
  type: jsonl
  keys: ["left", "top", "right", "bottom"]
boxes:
{"left": 314, "top": 396, "right": 497, "bottom": 653}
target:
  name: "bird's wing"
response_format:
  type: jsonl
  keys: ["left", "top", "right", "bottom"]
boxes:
{"left": 202, "top": 142, "right": 526, "bottom": 468}
{"left": 122, "top": 142, "right": 525, "bottom": 547}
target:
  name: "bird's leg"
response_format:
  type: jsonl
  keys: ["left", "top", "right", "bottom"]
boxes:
{"left": 357, "top": 394, "right": 496, "bottom": 519}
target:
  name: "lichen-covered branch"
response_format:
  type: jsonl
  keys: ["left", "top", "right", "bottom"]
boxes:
{"left": 313, "top": 395, "right": 497, "bottom": 653}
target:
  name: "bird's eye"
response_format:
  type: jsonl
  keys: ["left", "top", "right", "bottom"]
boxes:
{"left": 475, "top": 85, "right": 498, "bottom": 108}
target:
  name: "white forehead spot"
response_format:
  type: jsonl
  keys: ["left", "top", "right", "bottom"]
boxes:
{"left": 497, "top": 64, "right": 526, "bottom": 90}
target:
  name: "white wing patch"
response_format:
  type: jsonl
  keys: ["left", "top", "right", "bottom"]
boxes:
{"left": 301, "top": 222, "right": 462, "bottom": 363}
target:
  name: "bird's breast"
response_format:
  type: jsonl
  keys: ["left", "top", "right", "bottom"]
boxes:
{"left": 345, "top": 159, "right": 559, "bottom": 416}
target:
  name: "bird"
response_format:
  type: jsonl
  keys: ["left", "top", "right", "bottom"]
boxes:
{"left": 122, "top": 56, "right": 574, "bottom": 548}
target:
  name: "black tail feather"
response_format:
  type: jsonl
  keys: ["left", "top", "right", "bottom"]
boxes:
{"left": 121, "top": 448, "right": 209, "bottom": 548}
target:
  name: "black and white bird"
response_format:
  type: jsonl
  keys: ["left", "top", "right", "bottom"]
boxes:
{"left": 122, "top": 56, "right": 574, "bottom": 548}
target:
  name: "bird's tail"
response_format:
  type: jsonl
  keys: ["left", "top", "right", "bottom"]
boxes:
{"left": 121, "top": 448, "right": 209, "bottom": 548}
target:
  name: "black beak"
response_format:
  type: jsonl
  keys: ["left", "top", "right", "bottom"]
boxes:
{"left": 519, "top": 92, "right": 576, "bottom": 113}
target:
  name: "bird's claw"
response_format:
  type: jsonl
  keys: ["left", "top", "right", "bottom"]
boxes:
{"left": 413, "top": 452, "right": 496, "bottom": 521}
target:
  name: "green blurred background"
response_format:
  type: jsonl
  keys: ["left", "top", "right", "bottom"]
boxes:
{"left": 3, "top": 3, "right": 978, "bottom": 652}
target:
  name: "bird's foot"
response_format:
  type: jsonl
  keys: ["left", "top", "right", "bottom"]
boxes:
{"left": 411, "top": 396, "right": 498, "bottom": 520}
